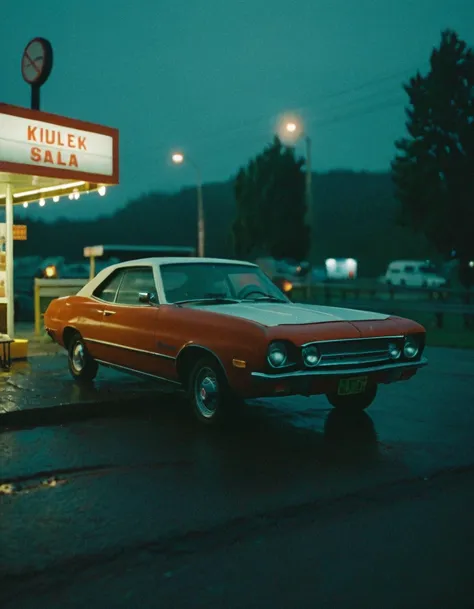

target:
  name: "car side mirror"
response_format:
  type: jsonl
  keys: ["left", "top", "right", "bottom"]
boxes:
{"left": 138, "top": 292, "right": 156, "bottom": 304}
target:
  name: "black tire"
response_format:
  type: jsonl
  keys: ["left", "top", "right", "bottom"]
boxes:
{"left": 188, "top": 357, "right": 240, "bottom": 425}
{"left": 67, "top": 332, "right": 98, "bottom": 383}
{"left": 326, "top": 383, "right": 377, "bottom": 412}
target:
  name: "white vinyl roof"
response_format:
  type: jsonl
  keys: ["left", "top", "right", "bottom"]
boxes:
{"left": 124, "top": 257, "right": 257, "bottom": 267}
{"left": 78, "top": 257, "right": 257, "bottom": 297}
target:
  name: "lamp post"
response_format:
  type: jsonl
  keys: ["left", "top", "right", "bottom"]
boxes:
{"left": 171, "top": 152, "right": 205, "bottom": 257}
{"left": 284, "top": 121, "right": 313, "bottom": 251}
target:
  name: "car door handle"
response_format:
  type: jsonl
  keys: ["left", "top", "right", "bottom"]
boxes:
{"left": 103, "top": 310, "right": 116, "bottom": 317}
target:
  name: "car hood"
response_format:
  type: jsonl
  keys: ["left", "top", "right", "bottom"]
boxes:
{"left": 195, "top": 302, "right": 389, "bottom": 327}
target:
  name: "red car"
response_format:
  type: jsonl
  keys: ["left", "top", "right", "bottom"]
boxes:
{"left": 44, "top": 257, "right": 427, "bottom": 424}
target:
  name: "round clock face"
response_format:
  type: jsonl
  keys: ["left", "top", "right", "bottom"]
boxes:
{"left": 21, "top": 38, "right": 53, "bottom": 86}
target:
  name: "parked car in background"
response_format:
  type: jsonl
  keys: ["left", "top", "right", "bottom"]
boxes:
{"left": 34, "top": 256, "right": 66, "bottom": 279}
{"left": 44, "top": 257, "right": 427, "bottom": 426}
{"left": 256, "top": 257, "right": 313, "bottom": 289}
{"left": 257, "top": 257, "right": 310, "bottom": 278}
{"left": 382, "top": 260, "right": 447, "bottom": 288}
{"left": 325, "top": 257, "right": 358, "bottom": 280}
{"left": 279, "top": 258, "right": 311, "bottom": 279}
{"left": 61, "top": 263, "right": 91, "bottom": 279}
{"left": 309, "top": 265, "right": 328, "bottom": 283}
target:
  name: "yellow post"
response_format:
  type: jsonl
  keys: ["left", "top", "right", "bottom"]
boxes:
{"left": 34, "top": 279, "right": 41, "bottom": 336}
{"left": 89, "top": 255, "right": 96, "bottom": 281}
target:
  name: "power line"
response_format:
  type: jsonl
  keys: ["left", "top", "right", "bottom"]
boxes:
{"left": 171, "top": 94, "right": 407, "bottom": 153}
{"left": 312, "top": 97, "right": 406, "bottom": 128}
{"left": 153, "top": 64, "right": 419, "bottom": 151}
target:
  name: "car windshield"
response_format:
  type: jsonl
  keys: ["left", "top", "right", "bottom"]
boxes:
{"left": 160, "top": 262, "right": 288, "bottom": 304}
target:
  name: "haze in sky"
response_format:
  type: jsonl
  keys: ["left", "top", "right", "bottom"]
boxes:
{"left": 2, "top": 0, "right": 474, "bottom": 220}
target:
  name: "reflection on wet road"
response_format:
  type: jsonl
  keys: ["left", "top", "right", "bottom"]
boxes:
{"left": 1, "top": 346, "right": 474, "bottom": 608}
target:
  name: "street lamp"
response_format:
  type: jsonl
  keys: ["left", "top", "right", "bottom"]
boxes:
{"left": 282, "top": 119, "right": 313, "bottom": 251}
{"left": 171, "top": 152, "right": 205, "bottom": 257}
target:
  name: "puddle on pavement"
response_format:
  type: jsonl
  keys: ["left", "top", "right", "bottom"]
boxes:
{"left": 0, "top": 476, "right": 67, "bottom": 497}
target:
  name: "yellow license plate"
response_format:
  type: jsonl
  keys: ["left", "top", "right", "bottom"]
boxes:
{"left": 337, "top": 376, "right": 368, "bottom": 396}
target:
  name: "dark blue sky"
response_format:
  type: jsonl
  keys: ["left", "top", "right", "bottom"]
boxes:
{"left": 2, "top": 0, "right": 473, "bottom": 220}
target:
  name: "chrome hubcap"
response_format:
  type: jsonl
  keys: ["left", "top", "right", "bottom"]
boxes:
{"left": 195, "top": 368, "right": 219, "bottom": 419}
{"left": 72, "top": 342, "right": 85, "bottom": 372}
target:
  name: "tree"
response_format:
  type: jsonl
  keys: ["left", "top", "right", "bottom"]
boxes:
{"left": 391, "top": 30, "right": 474, "bottom": 288}
{"left": 233, "top": 136, "right": 309, "bottom": 261}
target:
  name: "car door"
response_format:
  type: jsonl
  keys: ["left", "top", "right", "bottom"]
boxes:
{"left": 402, "top": 265, "right": 416, "bottom": 286}
{"left": 85, "top": 268, "right": 127, "bottom": 361}
{"left": 97, "top": 266, "right": 162, "bottom": 376}
{"left": 413, "top": 265, "right": 425, "bottom": 287}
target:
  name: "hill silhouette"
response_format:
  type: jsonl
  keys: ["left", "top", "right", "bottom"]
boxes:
{"left": 13, "top": 170, "right": 434, "bottom": 277}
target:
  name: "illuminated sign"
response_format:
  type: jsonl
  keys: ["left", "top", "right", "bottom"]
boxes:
{"left": 0, "top": 104, "right": 119, "bottom": 184}
{"left": 13, "top": 225, "right": 27, "bottom": 241}
{"left": 84, "top": 245, "right": 104, "bottom": 257}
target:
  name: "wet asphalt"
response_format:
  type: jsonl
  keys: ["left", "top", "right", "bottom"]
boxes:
{"left": 1, "top": 346, "right": 474, "bottom": 608}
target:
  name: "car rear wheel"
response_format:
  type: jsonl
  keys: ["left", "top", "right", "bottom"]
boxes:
{"left": 68, "top": 332, "right": 98, "bottom": 382}
{"left": 326, "top": 384, "right": 377, "bottom": 412}
{"left": 188, "top": 357, "right": 239, "bottom": 425}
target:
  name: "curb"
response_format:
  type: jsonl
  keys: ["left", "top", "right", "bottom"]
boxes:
{"left": 0, "top": 389, "right": 182, "bottom": 433}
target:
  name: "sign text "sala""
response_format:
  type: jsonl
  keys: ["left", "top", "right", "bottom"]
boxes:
{"left": 27, "top": 126, "right": 88, "bottom": 168}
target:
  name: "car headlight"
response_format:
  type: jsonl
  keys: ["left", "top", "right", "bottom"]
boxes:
{"left": 388, "top": 342, "right": 401, "bottom": 360}
{"left": 267, "top": 342, "right": 288, "bottom": 368}
{"left": 403, "top": 336, "right": 419, "bottom": 359}
{"left": 302, "top": 345, "right": 320, "bottom": 367}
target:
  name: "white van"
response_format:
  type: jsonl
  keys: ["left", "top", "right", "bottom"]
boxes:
{"left": 383, "top": 260, "right": 446, "bottom": 288}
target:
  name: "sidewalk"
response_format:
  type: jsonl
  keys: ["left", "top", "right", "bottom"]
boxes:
{"left": 14, "top": 322, "right": 64, "bottom": 357}
{"left": 0, "top": 342, "right": 176, "bottom": 429}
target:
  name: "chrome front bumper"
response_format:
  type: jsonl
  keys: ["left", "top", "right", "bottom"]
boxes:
{"left": 251, "top": 356, "right": 428, "bottom": 380}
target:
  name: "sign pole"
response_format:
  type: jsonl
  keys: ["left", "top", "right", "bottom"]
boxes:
{"left": 31, "top": 86, "right": 40, "bottom": 111}
{"left": 5, "top": 184, "right": 15, "bottom": 338}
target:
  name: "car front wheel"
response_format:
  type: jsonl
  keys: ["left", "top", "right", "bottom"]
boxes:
{"left": 188, "top": 357, "right": 239, "bottom": 425}
{"left": 326, "top": 384, "right": 377, "bottom": 412}
{"left": 68, "top": 332, "right": 98, "bottom": 382}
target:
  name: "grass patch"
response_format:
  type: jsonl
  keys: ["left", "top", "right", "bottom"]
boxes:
{"left": 401, "top": 310, "right": 474, "bottom": 348}
{"left": 424, "top": 330, "right": 474, "bottom": 349}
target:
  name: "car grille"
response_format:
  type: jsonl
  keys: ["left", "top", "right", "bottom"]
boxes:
{"left": 308, "top": 336, "right": 404, "bottom": 369}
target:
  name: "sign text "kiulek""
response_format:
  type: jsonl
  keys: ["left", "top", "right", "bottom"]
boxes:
{"left": 27, "top": 126, "right": 88, "bottom": 168}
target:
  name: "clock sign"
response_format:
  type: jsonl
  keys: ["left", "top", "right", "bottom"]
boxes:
{"left": 21, "top": 38, "right": 53, "bottom": 87}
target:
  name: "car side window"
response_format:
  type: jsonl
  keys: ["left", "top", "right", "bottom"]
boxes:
{"left": 93, "top": 270, "right": 124, "bottom": 302}
{"left": 390, "top": 268, "right": 400, "bottom": 274}
{"left": 115, "top": 268, "right": 157, "bottom": 305}
{"left": 404, "top": 266, "right": 415, "bottom": 273}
